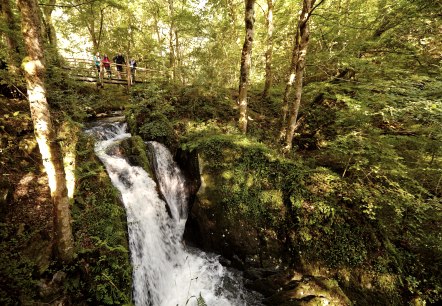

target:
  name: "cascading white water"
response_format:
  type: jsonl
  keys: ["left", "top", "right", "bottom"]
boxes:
{"left": 88, "top": 122, "right": 259, "bottom": 306}
{"left": 147, "top": 141, "right": 188, "bottom": 222}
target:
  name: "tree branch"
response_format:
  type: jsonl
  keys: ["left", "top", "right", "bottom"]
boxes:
{"left": 255, "top": 1, "right": 265, "bottom": 15}
{"left": 38, "top": 0, "right": 99, "bottom": 8}
{"left": 310, "top": 0, "right": 326, "bottom": 14}
{"left": 304, "top": 0, "right": 326, "bottom": 25}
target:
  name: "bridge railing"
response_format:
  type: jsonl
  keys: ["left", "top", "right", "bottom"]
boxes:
{"left": 63, "top": 57, "right": 167, "bottom": 84}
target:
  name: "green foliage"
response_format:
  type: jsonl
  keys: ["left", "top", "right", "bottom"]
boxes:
{"left": 197, "top": 293, "right": 208, "bottom": 306}
{"left": 305, "top": 222, "right": 369, "bottom": 267}
{"left": 126, "top": 83, "right": 176, "bottom": 146}
{"left": 120, "top": 136, "right": 152, "bottom": 175}
{"left": 45, "top": 71, "right": 129, "bottom": 122}
{"left": 172, "top": 85, "right": 236, "bottom": 121}
{"left": 127, "top": 83, "right": 238, "bottom": 150}
{"left": 69, "top": 133, "right": 132, "bottom": 305}
{"left": 139, "top": 112, "right": 173, "bottom": 139}
{"left": 293, "top": 72, "right": 441, "bottom": 302}
{"left": 0, "top": 224, "right": 38, "bottom": 306}
{"left": 185, "top": 293, "right": 208, "bottom": 306}
{"left": 182, "top": 128, "right": 304, "bottom": 235}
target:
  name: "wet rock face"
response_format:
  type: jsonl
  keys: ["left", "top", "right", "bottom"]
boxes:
{"left": 175, "top": 148, "right": 201, "bottom": 207}
{"left": 188, "top": 195, "right": 264, "bottom": 261}
{"left": 180, "top": 150, "right": 284, "bottom": 267}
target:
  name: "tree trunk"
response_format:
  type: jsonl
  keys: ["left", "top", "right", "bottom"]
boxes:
{"left": 262, "top": 0, "right": 274, "bottom": 98}
{"left": 168, "top": 0, "right": 176, "bottom": 82}
{"left": 41, "top": 0, "right": 57, "bottom": 46}
{"left": 279, "top": 26, "right": 300, "bottom": 140}
{"left": 175, "top": 29, "right": 183, "bottom": 84}
{"left": 17, "top": 0, "right": 74, "bottom": 263}
{"left": 152, "top": 4, "right": 164, "bottom": 73}
{"left": 80, "top": 3, "right": 103, "bottom": 52}
{"left": 1, "top": 0, "right": 20, "bottom": 71}
{"left": 283, "top": 0, "right": 317, "bottom": 152}
{"left": 87, "top": 5, "right": 98, "bottom": 51}
{"left": 238, "top": 0, "right": 255, "bottom": 134}
{"left": 97, "top": 8, "right": 104, "bottom": 51}
{"left": 154, "top": 21, "right": 161, "bottom": 46}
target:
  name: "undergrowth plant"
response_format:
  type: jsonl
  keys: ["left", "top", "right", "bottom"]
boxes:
{"left": 69, "top": 133, "right": 133, "bottom": 305}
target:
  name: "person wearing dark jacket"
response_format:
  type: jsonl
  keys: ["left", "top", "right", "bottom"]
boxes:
{"left": 113, "top": 52, "right": 126, "bottom": 79}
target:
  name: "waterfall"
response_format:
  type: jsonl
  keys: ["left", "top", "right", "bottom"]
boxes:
{"left": 147, "top": 141, "right": 188, "bottom": 222}
{"left": 88, "top": 122, "right": 260, "bottom": 306}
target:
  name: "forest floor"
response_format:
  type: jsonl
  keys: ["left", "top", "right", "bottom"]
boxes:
{"left": 0, "top": 96, "right": 55, "bottom": 303}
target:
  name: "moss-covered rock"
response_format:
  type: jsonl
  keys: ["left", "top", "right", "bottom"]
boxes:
{"left": 244, "top": 269, "right": 351, "bottom": 306}
{"left": 70, "top": 133, "right": 133, "bottom": 305}
{"left": 120, "top": 135, "right": 153, "bottom": 176}
{"left": 183, "top": 136, "right": 292, "bottom": 268}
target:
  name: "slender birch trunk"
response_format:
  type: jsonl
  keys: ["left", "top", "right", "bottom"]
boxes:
{"left": 152, "top": 3, "right": 162, "bottom": 44}
{"left": 262, "top": 0, "right": 274, "bottom": 98}
{"left": 279, "top": 25, "right": 300, "bottom": 140}
{"left": 238, "top": 0, "right": 255, "bottom": 134}
{"left": 96, "top": 8, "right": 104, "bottom": 51}
{"left": 283, "top": 0, "right": 317, "bottom": 152}
{"left": 175, "top": 29, "right": 183, "bottom": 84}
{"left": 168, "top": 0, "right": 176, "bottom": 82}
{"left": 17, "top": 0, "right": 74, "bottom": 262}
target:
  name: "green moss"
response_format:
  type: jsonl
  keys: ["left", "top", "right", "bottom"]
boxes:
{"left": 120, "top": 135, "right": 153, "bottom": 177}
{"left": 188, "top": 132, "right": 301, "bottom": 227}
{"left": 70, "top": 133, "right": 132, "bottom": 305}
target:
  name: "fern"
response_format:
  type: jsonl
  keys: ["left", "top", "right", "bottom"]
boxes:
{"left": 197, "top": 293, "right": 207, "bottom": 306}
{"left": 185, "top": 293, "right": 207, "bottom": 306}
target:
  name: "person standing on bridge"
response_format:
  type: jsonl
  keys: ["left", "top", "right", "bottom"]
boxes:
{"left": 93, "top": 52, "right": 101, "bottom": 73}
{"left": 113, "top": 52, "right": 126, "bottom": 79}
{"left": 129, "top": 58, "right": 137, "bottom": 84}
{"left": 102, "top": 54, "right": 112, "bottom": 79}
{"left": 93, "top": 52, "right": 103, "bottom": 88}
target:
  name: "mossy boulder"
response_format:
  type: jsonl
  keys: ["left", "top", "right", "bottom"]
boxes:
{"left": 120, "top": 135, "right": 152, "bottom": 174}
{"left": 182, "top": 136, "right": 292, "bottom": 268}
{"left": 262, "top": 274, "right": 351, "bottom": 306}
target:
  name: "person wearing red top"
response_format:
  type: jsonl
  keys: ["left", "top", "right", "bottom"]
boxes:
{"left": 102, "top": 55, "right": 112, "bottom": 79}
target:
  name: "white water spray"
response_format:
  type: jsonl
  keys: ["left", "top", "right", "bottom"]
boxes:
{"left": 147, "top": 141, "right": 188, "bottom": 222}
{"left": 88, "top": 122, "right": 257, "bottom": 306}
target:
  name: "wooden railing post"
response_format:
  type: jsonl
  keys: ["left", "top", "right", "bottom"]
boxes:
{"left": 127, "top": 62, "right": 131, "bottom": 89}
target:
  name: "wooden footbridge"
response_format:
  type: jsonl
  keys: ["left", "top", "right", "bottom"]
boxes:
{"left": 64, "top": 58, "right": 166, "bottom": 86}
